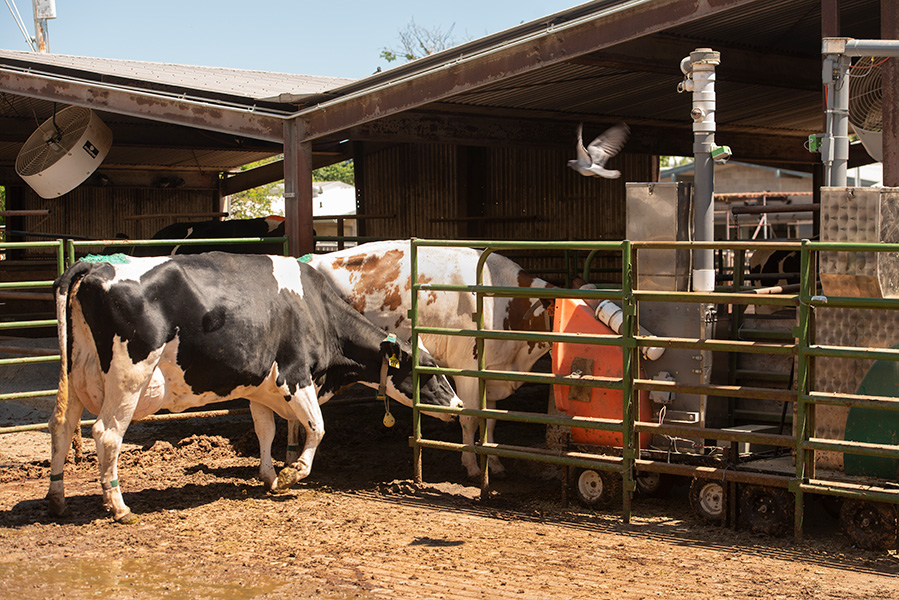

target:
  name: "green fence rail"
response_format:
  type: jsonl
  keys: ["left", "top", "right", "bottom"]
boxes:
{"left": 408, "top": 238, "right": 899, "bottom": 542}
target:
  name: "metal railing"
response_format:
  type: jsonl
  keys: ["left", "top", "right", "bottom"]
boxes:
{"left": 407, "top": 238, "right": 899, "bottom": 541}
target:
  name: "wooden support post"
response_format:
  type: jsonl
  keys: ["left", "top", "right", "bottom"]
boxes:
{"left": 283, "top": 118, "right": 315, "bottom": 257}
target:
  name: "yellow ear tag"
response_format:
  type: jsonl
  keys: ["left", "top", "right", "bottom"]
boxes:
{"left": 388, "top": 354, "right": 400, "bottom": 369}
{"left": 383, "top": 411, "right": 396, "bottom": 428}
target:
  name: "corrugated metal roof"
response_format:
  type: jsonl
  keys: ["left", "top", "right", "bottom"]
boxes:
{"left": 0, "top": 49, "right": 355, "bottom": 103}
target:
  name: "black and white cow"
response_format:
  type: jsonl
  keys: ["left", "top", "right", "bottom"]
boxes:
{"left": 130, "top": 216, "right": 287, "bottom": 256}
{"left": 47, "top": 252, "right": 461, "bottom": 523}
{"left": 748, "top": 249, "right": 800, "bottom": 289}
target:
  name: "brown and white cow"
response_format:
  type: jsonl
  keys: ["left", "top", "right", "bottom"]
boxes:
{"left": 303, "top": 241, "right": 554, "bottom": 478}
{"left": 48, "top": 252, "right": 461, "bottom": 522}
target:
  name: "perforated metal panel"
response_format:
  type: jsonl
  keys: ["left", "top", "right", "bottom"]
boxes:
{"left": 815, "top": 187, "right": 899, "bottom": 470}
{"left": 820, "top": 187, "right": 899, "bottom": 298}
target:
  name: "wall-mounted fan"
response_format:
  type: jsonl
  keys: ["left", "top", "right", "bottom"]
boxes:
{"left": 848, "top": 56, "right": 883, "bottom": 162}
{"left": 15, "top": 105, "right": 113, "bottom": 199}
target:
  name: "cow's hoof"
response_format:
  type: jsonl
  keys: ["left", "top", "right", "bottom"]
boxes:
{"left": 114, "top": 511, "right": 140, "bottom": 525}
{"left": 276, "top": 466, "right": 300, "bottom": 491}
{"left": 46, "top": 495, "right": 71, "bottom": 519}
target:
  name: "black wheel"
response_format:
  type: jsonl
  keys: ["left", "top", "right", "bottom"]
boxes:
{"left": 634, "top": 471, "right": 675, "bottom": 498}
{"left": 689, "top": 478, "right": 725, "bottom": 522}
{"left": 738, "top": 485, "right": 794, "bottom": 537}
{"left": 572, "top": 468, "right": 622, "bottom": 508}
{"left": 840, "top": 500, "right": 899, "bottom": 550}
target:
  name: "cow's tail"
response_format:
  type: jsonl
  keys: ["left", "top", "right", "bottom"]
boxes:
{"left": 52, "top": 262, "right": 92, "bottom": 424}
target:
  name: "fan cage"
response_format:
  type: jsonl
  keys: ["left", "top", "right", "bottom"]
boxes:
{"left": 15, "top": 106, "right": 94, "bottom": 177}
{"left": 848, "top": 56, "right": 883, "bottom": 134}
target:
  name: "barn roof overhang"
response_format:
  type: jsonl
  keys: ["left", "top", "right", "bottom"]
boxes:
{"left": 0, "top": 0, "right": 884, "bottom": 187}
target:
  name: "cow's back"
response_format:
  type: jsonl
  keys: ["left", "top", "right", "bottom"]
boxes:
{"left": 306, "top": 241, "right": 552, "bottom": 372}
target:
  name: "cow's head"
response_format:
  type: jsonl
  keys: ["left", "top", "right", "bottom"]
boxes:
{"left": 379, "top": 335, "right": 462, "bottom": 421}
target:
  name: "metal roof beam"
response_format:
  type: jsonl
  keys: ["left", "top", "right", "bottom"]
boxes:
{"left": 348, "top": 110, "right": 818, "bottom": 164}
{"left": 577, "top": 35, "right": 821, "bottom": 90}
{"left": 300, "top": 0, "right": 763, "bottom": 141}
{"left": 0, "top": 67, "right": 286, "bottom": 143}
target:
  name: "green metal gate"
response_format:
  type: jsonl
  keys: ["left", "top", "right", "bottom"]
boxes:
{"left": 407, "top": 238, "right": 899, "bottom": 543}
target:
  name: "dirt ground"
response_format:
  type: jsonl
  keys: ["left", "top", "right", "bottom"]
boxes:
{"left": 1, "top": 384, "right": 898, "bottom": 600}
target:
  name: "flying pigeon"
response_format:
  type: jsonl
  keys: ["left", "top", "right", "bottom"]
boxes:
{"left": 567, "top": 122, "right": 630, "bottom": 179}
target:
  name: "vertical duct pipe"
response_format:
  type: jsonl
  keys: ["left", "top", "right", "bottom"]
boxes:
{"left": 679, "top": 48, "right": 721, "bottom": 292}
{"left": 823, "top": 37, "right": 899, "bottom": 187}
{"left": 822, "top": 41, "right": 851, "bottom": 187}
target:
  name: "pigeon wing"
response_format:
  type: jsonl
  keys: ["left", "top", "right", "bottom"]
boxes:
{"left": 574, "top": 122, "right": 592, "bottom": 166}
{"left": 585, "top": 123, "right": 630, "bottom": 167}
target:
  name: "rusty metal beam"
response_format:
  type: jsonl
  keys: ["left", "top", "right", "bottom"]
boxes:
{"left": 0, "top": 115, "right": 282, "bottom": 151}
{"left": 0, "top": 67, "right": 285, "bottom": 143}
{"left": 348, "top": 110, "right": 820, "bottom": 164}
{"left": 299, "top": 0, "right": 764, "bottom": 141}
{"left": 578, "top": 34, "right": 822, "bottom": 90}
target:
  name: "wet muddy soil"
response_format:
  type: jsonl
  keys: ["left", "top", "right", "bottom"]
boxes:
{"left": 1, "top": 384, "right": 898, "bottom": 599}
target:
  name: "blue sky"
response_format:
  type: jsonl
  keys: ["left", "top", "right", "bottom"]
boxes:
{"left": 2, "top": 1, "right": 580, "bottom": 79}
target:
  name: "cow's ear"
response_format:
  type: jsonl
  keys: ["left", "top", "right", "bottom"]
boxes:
{"left": 379, "top": 333, "right": 402, "bottom": 368}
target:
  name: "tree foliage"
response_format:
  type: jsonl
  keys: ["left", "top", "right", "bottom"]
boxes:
{"left": 314, "top": 161, "right": 354, "bottom": 185}
{"left": 380, "top": 19, "right": 456, "bottom": 63}
{"left": 228, "top": 183, "right": 277, "bottom": 220}
{"left": 660, "top": 156, "right": 692, "bottom": 168}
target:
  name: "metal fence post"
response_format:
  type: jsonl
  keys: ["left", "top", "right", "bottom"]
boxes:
{"left": 410, "top": 240, "right": 423, "bottom": 484}
{"left": 621, "top": 240, "right": 635, "bottom": 523}
{"left": 476, "top": 249, "right": 492, "bottom": 496}
{"left": 793, "top": 239, "right": 813, "bottom": 540}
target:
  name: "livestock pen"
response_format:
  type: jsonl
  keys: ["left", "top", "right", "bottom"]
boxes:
{"left": 406, "top": 237, "right": 899, "bottom": 550}
{"left": 3, "top": 234, "right": 899, "bottom": 550}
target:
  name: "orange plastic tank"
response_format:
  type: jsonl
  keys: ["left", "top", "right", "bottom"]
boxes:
{"left": 552, "top": 297, "right": 651, "bottom": 448}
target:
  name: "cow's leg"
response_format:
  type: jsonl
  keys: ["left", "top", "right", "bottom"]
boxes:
{"left": 483, "top": 401, "right": 505, "bottom": 476}
{"left": 456, "top": 378, "right": 506, "bottom": 479}
{"left": 456, "top": 378, "right": 485, "bottom": 479}
{"left": 46, "top": 392, "right": 85, "bottom": 518}
{"left": 286, "top": 419, "right": 301, "bottom": 465}
{"left": 249, "top": 403, "right": 278, "bottom": 491}
{"left": 276, "top": 384, "right": 324, "bottom": 491}
{"left": 92, "top": 360, "right": 156, "bottom": 524}
{"left": 92, "top": 398, "right": 140, "bottom": 524}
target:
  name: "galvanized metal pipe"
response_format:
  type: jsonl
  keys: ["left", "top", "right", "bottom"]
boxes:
{"left": 816, "top": 38, "right": 899, "bottom": 185}
{"left": 681, "top": 48, "right": 721, "bottom": 292}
